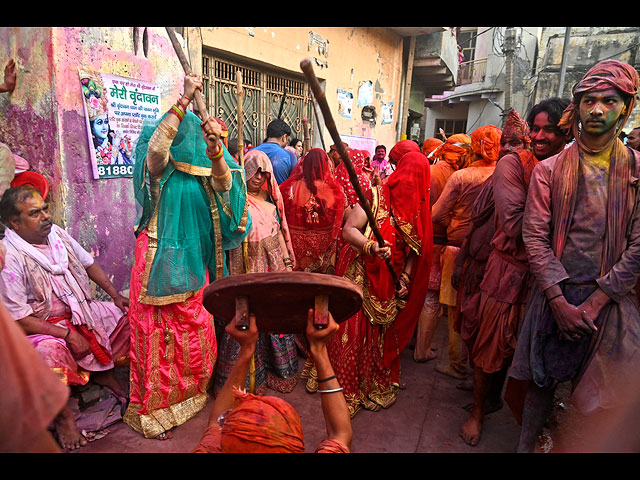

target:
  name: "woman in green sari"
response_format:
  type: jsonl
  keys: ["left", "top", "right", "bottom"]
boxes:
{"left": 124, "top": 74, "right": 250, "bottom": 440}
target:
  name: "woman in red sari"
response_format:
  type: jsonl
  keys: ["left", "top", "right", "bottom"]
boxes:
{"left": 325, "top": 151, "right": 433, "bottom": 416}
{"left": 279, "top": 148, "right": 346, "bottom": 274}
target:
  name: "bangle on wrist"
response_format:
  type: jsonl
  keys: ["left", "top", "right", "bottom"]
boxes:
{"left": 169, "top": 105, "right": 185, "bottom": 122}
{"left": 207, "top": 144, "right": 224, "bottom": 161}
{"left": 318, "top": 387, "right": 344, "bottom": 394}
{"left": 547, "top": 293, "right": 563, "bottom": 302}
{"left": 178, "top": 93, "right": 192, "bottom": 109}
{"left": 363, "top": 240, "right": 375, "bottom": 256}
{"left": 63, "top": 328, "right": 71, "bottom": 340}
{"left": 317, "top": 374, "right": 337, "bottom": 383}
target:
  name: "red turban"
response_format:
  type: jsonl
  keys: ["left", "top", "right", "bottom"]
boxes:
{"left": 501, "top": 109, "right": 530, "bottom": 148}
{"left": 470, "top": 125, "right": 502, "bottom": 162}
{"left": 389, "top": 139, "right": 420, "bottom": 163}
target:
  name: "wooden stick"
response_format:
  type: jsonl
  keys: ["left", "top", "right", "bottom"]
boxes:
{"left": 164, "top": 28, "right": 216, "bottom": 142}
{"left": 278, "top": 87, "right": 288, "bottom": 119}
{"left": 300, "top": 58, "right": 399, "bottom": 287}
{"left": 236, "top": 69, "right": 245, "bottom": 168}
{"left": 302, "top": 118, "right": 311, "bottom": 155}
{"left": 311, "top": 92, "right": 326, "bottom": 150}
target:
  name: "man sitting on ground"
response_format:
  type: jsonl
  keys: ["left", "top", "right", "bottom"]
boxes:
{"left": 0, "top": 186, "right": 130, "bottom": 450}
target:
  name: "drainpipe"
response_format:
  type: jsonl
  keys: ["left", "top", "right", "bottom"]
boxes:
{"left": 399, "top": 35, "right": 416, "bottom": 141}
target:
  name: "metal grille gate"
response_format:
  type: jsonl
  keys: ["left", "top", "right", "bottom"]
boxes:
{"left": 202, "top": 53, "right": 314, "bottom": 148}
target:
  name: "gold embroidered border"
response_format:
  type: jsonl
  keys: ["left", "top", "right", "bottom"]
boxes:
{"left": 123, "top": 392, "right": 209, "bottom": 439}
{"left": 395, "top": 219, "right": 421, "bottom": 254}
{"left": 170, "top": 155, "right": 212, "bottom": 177}
{"left": 199, "top": 176, "right": 225, "bottom": 281}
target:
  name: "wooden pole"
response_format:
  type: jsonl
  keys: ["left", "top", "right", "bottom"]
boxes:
{"left": 302, "top": 118, "right": 311, "bottom": 155}
{"left": 300, "top": 58, "right": 399, "bottom": 287}
{"left": 236, "top": 69, "right": 245, "bottom": 168}
{"left": 165, "top": 27, "right": 216, "bottom": 143}
{"left": 310, "top": 90, "right": 326, "bottom": 150}
{"left": 278, "top": 87, "right": 288, "bottom": 119}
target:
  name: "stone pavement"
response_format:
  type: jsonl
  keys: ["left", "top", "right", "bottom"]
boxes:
{"left": 73, "top": 314, "right": 522, "bottom": 454}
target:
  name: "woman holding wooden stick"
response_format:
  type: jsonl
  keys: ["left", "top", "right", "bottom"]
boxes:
{"left": 321, "top": 151, "right": 433, "bottom": 416}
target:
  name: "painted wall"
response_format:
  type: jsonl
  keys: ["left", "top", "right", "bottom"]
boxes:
{"left": 194, "top": 27, "right": 405, "bottom": 151}
{"left": 0, "top": 27, "right": 187, "bottom": 296}
{"left": 534, "top": 26, "right": 640, "bottom": 134}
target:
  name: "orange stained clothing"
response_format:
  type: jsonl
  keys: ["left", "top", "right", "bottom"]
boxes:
{"left": 432, "top": 159, "right": 497, "bottom": 246}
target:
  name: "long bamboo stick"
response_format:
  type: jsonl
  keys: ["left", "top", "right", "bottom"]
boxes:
{"left": 300, "top": 58, "right": 399, "bottom": 287}
{"left": 165, "top": 27, "right": 216, "bottom": 143}
{"left": 236, "top": 69, "right": 245, "bottom": 168}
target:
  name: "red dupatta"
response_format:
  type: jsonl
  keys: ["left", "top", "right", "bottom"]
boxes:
{"left": 382, "top": 151, "right": 433, "bottom": 367}
{"left": 279, "top": 149, "right": 346, "bottom": 272}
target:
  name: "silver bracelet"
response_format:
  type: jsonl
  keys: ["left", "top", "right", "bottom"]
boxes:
{"left": 318, "top": 387, "right": 344, "bottom": 394}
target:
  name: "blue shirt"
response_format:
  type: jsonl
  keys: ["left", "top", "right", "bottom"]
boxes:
{"left": 253, "top": 142, "right": 298, "bottom": 184}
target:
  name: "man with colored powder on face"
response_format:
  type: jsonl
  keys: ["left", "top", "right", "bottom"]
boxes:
{"left": 510, "top": 59, "right": 640, "bottom": 453}
{"left": 526, "top": 97, "right": 572, "bottom": 161}
{"left": 0, "top": 186, "right": 130, "bottom": 451}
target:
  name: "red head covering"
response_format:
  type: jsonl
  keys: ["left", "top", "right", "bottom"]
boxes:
{"left": 471, "top": 125, "right": 502, "bottom": 162}
{"left": 440, "top": 133, "right": 472, "bottom": 170}
{"left": 218, "top": 387, "right": 305, "bottom": 453}
{"left": 280, "top": 148, "right": 346, "bottom": 272}
{"left": 501, "top": 109, "right": 531, "bottom": 149}
{"left": 389, "top": 139, "right": 420, "bottom": 164}
{"left": 382, "top": 151, "right": 433, "bottom": 367}
{"left": 10, "top": 171, "right": 49, "bottom": 200}
{"left": 334, "top": 148, "right": 372, "bottom": 207}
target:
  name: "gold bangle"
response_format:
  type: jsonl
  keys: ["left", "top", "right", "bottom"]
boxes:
{"left": 363, "top": 240, "right": 375, "bottom": 256}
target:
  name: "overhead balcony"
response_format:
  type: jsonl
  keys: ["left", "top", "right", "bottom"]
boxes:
{"left": 388, "top": 27, "right": 458, "bottom": 99}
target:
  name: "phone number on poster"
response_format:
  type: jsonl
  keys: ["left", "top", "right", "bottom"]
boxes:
{"left": 97, "top": 165, "right": 134, "bottom": 178}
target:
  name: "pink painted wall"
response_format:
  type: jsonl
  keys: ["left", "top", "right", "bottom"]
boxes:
{"left": 0, "top": 27, "right": 184, "bottom": 295}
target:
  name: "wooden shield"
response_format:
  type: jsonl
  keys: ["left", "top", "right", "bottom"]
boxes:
{"left": 202, "top": 271, "right": 363, "bottom": 333}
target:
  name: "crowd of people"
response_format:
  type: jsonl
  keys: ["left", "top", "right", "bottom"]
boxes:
{"left": 1, "top": 57, "right": 640, "bottom": 453}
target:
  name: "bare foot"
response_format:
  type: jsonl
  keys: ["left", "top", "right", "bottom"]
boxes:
{"left": 413, "top": 349, "right": 438, "bottom": 363}
{"left": 435, "top": 364, "right": 469, "bottom": 379}
{"left": 460, "top": 415, "right": 483, "bottom": 446}
{"left": 54, "top": 406, "right": 88, "bottom": 451}
{"left": 156, "top": 430, "right": 173, "bottom": 440}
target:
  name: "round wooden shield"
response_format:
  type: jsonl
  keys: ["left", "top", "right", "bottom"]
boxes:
{"left": 202, "top": 271, "right": 363, "bottom": 334}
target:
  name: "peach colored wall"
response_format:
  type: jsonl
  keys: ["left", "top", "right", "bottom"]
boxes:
{"left": 196, "top": 27, "right": 404, "bottom": 149}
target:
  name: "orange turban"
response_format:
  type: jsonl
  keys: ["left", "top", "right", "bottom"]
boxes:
{"left": 422, "top": 138, "right": 444, "bottom": 161}
{"left": 219, "top": 387, "right": 304, "bottom": 453}
{"left": 471, "top": 125, "right": 502, "bottom": 162}
{"left": 440, "top": 133, "right": 472, "bottom": 169}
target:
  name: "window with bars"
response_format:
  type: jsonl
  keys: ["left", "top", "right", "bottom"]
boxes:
{"left": 202, "top": 53, "right": 314, "bottom": 147}
{"left": 435, "top": 119, "right": 467, "bottom": 138}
